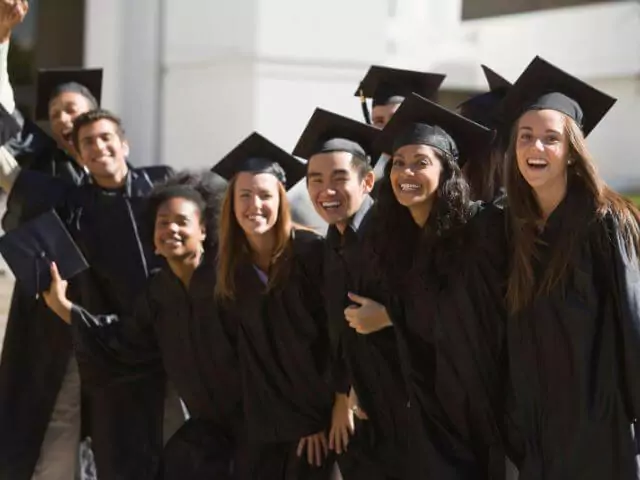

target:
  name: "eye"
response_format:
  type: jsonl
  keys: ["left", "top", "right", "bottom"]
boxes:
{"left": 417, "top": 157, "right": 432, "bottom": 168}
{"left": 334, "top": 176, "right": 349, "bottom": 183}
{"left": 545, "top": 135, "right": 560, "bottom": 144}
{"left": 519, "top": 132, "right": 533, "bottom": 141}
{"left": 391, "top": 158, "right": 404, "bottom": 168}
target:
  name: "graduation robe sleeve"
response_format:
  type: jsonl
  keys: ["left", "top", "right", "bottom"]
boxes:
{"left": 69, "top": 285, "right": 163, "bottom": 385}
{"left": 608, "top": 218, "right": 640, "bottom": 425}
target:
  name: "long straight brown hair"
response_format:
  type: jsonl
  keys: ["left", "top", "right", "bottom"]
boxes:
{"left": 214, "top": 174, "right": 294, "bottom": 301}
{"left": 505, "top": 113, "right": 640, "bottom": 313}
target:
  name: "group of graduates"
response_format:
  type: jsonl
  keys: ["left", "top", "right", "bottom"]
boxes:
{"left": 0, "top": 2, "right": 638, "bottom": 480}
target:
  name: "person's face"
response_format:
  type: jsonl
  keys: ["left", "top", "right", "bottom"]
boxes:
{"left": 306, "top": 151, "right": 374, "bottom": 226}
{"left": 233, "top": 172, "right": 281, "bottom": 239}
{"left": 154, "top": 197, "right": 206, "bottom": 260}
{"left": 48, "top": 91, "right": 93, "bottom": 153}
{"left": 515, "top": 109, "right": 569, "bottom": 197}
{"left": 75, "top": 119, "right": 129, "bottom": 181}
{"left": 372, "top": 103, "right": 401, "bottom": 129}
{"left": 390, "top": 144, "right": 443, "bottom": 209}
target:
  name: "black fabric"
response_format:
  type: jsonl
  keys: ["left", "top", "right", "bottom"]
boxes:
{"left": 355, "top": 66, "right": 445, "bottom": 106}
{"left": 35, "top": 68, "right": 102, "bottom": 121}
{"left": 380, "top": 203, "right": 507, "bottom": 479}
{"left": 391, "top": 123, "right": 459, "bottom": 162}
{"left": 495, "top": 56, "right": 616, "bottom": 136}
{"left": 213, "top": 132, "right": 305, "bottom": 190}
{"left": 220, "top": 230, "right": 334, "bottom": 448}
{"left": 504, "top": 185, "right": 640, "bottom": 479}
{"left": 376, "top": 93, "right": 493, "bottom": 166}
{"left": 247, "top": 441, "right": 336, "bottom": 480}
{"left": 0, "top": 210, "right": 88, "bottom": 297}
{"left": 292, "top": 108, "right": 380, "bottom": 164}
{"left": 0, "top": 164, "right": 174, "bottom": 479}
{"left": 526, "top": 92, "right": 583, "bottom": 126}
{"left": 323, "top": 196, "right": 409, "bottom": 478}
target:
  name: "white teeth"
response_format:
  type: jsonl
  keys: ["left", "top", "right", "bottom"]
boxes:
{"left": 247, "top": 215, "right": 263, "bottom": 221}
{"left": 321, "top": 201, "right": 341, "bottom": 208}
{"left": 164, "top": 238, "right": 182, "bottom": 245}
{"left": 400, "top": 183, "right": 420, "bottom": 192}
{"left": 527, "top": 158, "right": 548, "bottom": 166}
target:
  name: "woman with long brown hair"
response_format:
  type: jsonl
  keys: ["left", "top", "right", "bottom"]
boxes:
{"left": 213, "top": 132, "right": 343, "bottom": 479}
{"left": 498, "top": 57, "right": 640, "bottom": 479}
{"left": 358, "top": 94, "right": 507, "bottom": 479}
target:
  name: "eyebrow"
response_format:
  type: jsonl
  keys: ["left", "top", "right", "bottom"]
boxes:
{"left": 518, "top": 126, "right": 562, "bottom": 134}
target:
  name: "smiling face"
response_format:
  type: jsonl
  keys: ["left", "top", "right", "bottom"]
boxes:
{"left": 233, "top": 172, "right": 281, "bottom": 240}
{"left": 515, "top": 109, "right": 569, "bottom": 199}
{"left": 154, "top": 197, "right": 206, "bottom": 260}
{"left": 75, "top": 118, "right": 129, "bottom": 183}
{"left": 306, "top": 151, "right": 374, "bottom": 228}
{"left": 390, "top": 144, "right": 443, "bottom": 222}
{"left": 48, "top": 91, "right": 94, "bottom": 154}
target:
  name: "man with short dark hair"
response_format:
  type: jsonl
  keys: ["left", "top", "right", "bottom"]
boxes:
{"left": 0, "top": 108, "right": 178, "bottom": 480}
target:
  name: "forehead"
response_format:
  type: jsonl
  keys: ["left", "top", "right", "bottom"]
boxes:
{"left": 78, "top": 118, "right": 119, "bottom": 138}
{"left": 157, "top": 197, "right": 201, "bottom": 215}
{"left": 48, "top": 91, "right": 92, "bottom": 111}
{"left": 394, "top": 143, "right": 440, "bottom": 157}
{"left": 308, "top": 151, "right": 355, "bottom": 173}
{"left": 234, "top": 171, "right": 280, "bottom": 190}
{"left": 372, "top": 103, "right": 401, "bottom": 118}
{"left": 518, "top": 109, "right": 566, "bottom": 130}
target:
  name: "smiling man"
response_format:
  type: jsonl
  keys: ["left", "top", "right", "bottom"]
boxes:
{"left": 0, "top": 108, "right": 180, "bottom": 480}
{"left": 294, "top": 108, "right": 408, "bottom": 480}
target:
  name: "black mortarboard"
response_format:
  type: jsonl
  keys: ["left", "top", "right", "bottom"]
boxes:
{"left": 0, "top": 211, "right": 89, "bottom": 297}
{"left": 292, "top": 108, "right": 380, "bottom": 165}
{"left": 0, "top": 102, "right": 22, "bottom": 144}
{"left": 35, "top": 68, "right": 103, "bottom": 121}
{"left": 211, "top": 132, "right": 305, "bottom": 191}
{"left": 457, "top": 65, "right": 512, "bottom": 129}
{"left": 376, "top": 93, "right": 494, "bottom": 166}
{"left": 496, "top": 56, "right": 616, "bottom": 136}
{"left": 356, "top": 66, "right": 446, "bottom": 106}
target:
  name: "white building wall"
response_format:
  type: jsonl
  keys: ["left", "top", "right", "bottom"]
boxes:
{"left": 84, "top": 0, "right": 640, "bottom": 192}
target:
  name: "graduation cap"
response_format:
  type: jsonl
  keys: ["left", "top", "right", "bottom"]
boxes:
{"left": 292, "top": 108, "right": 380, "bottom": 166}
{"left": 0, "top": 210, "right": 89, "bottom": 298}
{"left": 0, "top": 102, "right": 22, "bottom": 145}
{"left": 211, "top": 132, "right": 305, "bottom": 191}
{"left": 355, "top": 66, "right": 446, "bottom": 124}
{"left": 35, "top": 68, "right": 103, "bottom": 121}
{"left": 457, "top": 65, "right": 512, "bottom": 129}
{"left": 496, "top": 56, "right": 616, "bottom": 137}
{"left": 376, "top": 93, "right": 494, "bottom": 166}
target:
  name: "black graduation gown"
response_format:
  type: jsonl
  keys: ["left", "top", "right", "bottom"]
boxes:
{"left": 69, "top": 259, "right": 246, "bottom": 479}
{"left": 221, "top": 229, "right": 335, "bottom": 479}
{"left": 0, "top": 118, "right": 89, "bottom": 480}
{"left": 0, "top": 166, "right": 173, "bottom": 480}
{"left": 505, "top": 187, "right": 640, "bottom": 479}
{"left": 391, "top": 203, "right": 507, "bottom": 480}
{"left": 323, "top": 195, "right": 409, "bottom": 479}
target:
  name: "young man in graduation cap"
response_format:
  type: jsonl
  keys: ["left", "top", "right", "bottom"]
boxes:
{"left": 294, "top": 109, "right": 408, "bottom": 479}
{"left": 355, "top": 66, "right": 445, "bottom": 194}
{"left": 0, "top": 107, "right": 179, "bottom": 480}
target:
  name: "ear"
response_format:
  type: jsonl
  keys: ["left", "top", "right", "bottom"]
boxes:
{"left": 362, "top": 170, "right": 375, "bottom": 194}
{"left": 122, "top": 140, "right": 130, "bottom": 158}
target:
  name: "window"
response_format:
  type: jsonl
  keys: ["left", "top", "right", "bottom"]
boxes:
{"left": 462, "top": 0, "right": 618, "bottom": 20}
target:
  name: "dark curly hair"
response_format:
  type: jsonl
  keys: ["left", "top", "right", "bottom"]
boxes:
{"left": 368, "top": 147, "right": 472, "bottom": 290}
{"left": 146, "top": 170, "right": 227, "bottom": 253}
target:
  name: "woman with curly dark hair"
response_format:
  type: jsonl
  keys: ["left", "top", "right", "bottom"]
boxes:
{"left": 42, "top": 170, "right": 246, "bottom": 479}
{"left": 354, "top": 93, "right": 508, "bottom": 479}
{"left": 498, "top": 57, "right": 640, "bottom": 479}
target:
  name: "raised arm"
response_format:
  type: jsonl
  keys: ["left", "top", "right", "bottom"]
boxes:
{"left": 0, "top": 0, "right": 29, "bottom": 114}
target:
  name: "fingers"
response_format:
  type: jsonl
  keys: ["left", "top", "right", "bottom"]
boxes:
{"left": 50, "top": 261, "right": 61, "bottom": 281}
{"left": 347, "top": 292, "right": 367, "bottom": 305}
{"left": 296, "top": 437, "right": 306, "bottom": 458}
{"left": 340, "top": 425, "right": 350, "bottom": 452}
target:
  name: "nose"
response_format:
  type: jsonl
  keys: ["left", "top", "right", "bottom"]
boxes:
{"left": 59, "top": 111, "right": 73, "bottom": 127}
{"left": 533, "top": 138, "right": 545, "bottom": 151}
{"left": 168, "top": 222, "right": 179, "bottom": 233}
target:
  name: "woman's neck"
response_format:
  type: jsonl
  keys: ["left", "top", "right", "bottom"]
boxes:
{"left": 167, "top": 249, "right": 202, "bottom": 288}
{"left": 247, "top": 231, "right": 276, "bottom": 273}
{"left": 408, "top": 200, "right": 434, "bottom": 228}
{"left": 534, "top": 176, "right": 568, "bottom": 222}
